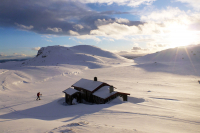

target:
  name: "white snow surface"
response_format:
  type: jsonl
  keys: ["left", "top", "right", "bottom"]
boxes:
{"left": 0, "top": 45, "right": 200, "bottom": 133}
{"left": 63, "top": 87, "right": 78, "bottom": 95}
{"left": 18, "top": 45, "right": 131, "bottom": 69}
{"left": 135, "top": 44, "right": 200, "bottom": 63}
{"left": 93, "top": 86, "right": 117, "bottom": 99}
{"left": 72, "top": 78, "right": 103, "bottom": 92}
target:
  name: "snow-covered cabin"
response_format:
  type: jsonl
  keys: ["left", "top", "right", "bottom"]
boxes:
{"left": 71, "top": 77, "right": 112, "bottom": 102}
{"left": 63, "top": 77, "right": 130, "bottom": 104}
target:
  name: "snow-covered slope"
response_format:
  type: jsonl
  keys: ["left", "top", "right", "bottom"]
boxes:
{"left": 0, "top": 45, "right": 200, "bottom": 133}
{"left": 21, "top": 45, "right": 130, "bottom": 68}
{"left": 0, "top": 45, "right": 132, "bottom": 94}
{"left": 135, "top": 44, "right": 200, "bottom": 63}
{"left": 134, "top": 44, "right": 200, "bottom": 76}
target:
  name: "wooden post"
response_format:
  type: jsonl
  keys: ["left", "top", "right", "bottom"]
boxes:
{"left": 79, "top": 93, "right": 82, "bottom": 103}
{"left": 110, "top": 86, "right": 114, "bottom": 93}
{"left": 69, "top": 96, "right": 72, "bottom": 105}
{"left": 123, "top": 95, "right": 127, "bottom": 101}
{"left": 65, "top": 93, "right": 67, "bottom": 103}
{"left": 94, "top": 77, "right": 97, "bottom": 81}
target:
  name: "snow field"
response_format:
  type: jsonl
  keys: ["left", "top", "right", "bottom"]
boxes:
{"left": 0, "top": 45, "right": 200, "bottom": 133}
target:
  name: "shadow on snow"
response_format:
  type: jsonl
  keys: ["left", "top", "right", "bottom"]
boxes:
{"left": 0, "top": 96, "right": 145, "bottom": 122}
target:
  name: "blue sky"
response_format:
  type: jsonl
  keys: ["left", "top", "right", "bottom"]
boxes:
{"left": 1, "top": 0, "right": 200, "bottom": 59}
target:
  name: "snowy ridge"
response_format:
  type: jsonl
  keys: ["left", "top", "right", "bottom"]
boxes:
{"left": 135, "top": 44, "right": 200, "bottom": 63}
{"left": 134, "top": 44, "right": 200, "bottom": 76}
{"left": 22, "top": 45, "right": 130, "bottom": 68}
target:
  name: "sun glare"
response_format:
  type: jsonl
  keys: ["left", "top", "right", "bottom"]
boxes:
{"left": 168, "top": 24, "right": 197, "bottom": 48}
{"left": 169, "top": 31, "right": 196, "bottom": 47}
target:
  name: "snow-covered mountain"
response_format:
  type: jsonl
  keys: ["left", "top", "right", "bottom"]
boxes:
{"left": 22, "top": 45, "right": 130, "bottom": 68}
{"left": 134, "top": 44, "right": 200, "bottom": 76}
{"left": 0, "top": 45, "right": 132, "bottom": 93}
{"left": 135, "top": 44, "right": 200, "bottom": 63}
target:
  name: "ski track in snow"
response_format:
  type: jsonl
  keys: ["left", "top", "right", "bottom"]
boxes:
{"left": 0, "top": 70, "right": 9, "bottom": 75}
{"left": 1, "top": 74, "right": 10, "bottom": 91}
{"left": 33, "top": 71, "right": 80, "bottom": 84}
{"left": 0, "top": 71, "right": 30, "bottom": 89}
{"left": 0, "top": 67, "right": 80, "bottom": 86}
{"left": 13, "top": 71, "right": 30, "bottom": 80}
{"left": 47, "top": 121, "right": 138, "bottom": 133}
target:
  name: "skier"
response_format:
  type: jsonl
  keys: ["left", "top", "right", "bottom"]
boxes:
{"left": 36, "top": 92, "right": 42, "bottom": 100}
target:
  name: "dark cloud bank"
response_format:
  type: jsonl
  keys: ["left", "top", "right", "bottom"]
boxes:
{"left": 0, "top": 0, "right": 143, "bottom": 36}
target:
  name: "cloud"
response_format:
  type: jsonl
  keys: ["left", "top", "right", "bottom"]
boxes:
{"left": 141, "top": 7, "right": 186, "bottom": 22}
{"left": 91, "top": 22, "right": 141, "bottom": 39}
{"left": 174, "top": 0, "right": 200, "bottom": 10}
{"left": 103, "top": 38, "right": 115, "bottom": 41}
{"left": 140, "top": 7, "right": 200, "bottom": 27}
{"left": 13, "top": 53, "right": 27, "bottom": 57}
{"left": 0, "top": 0, "right": 95, "bottom": 35}
{"left": 137, "top": 6, "right": 200, "bottom": 48}
{"left": 80, "top": 0, "right": 156, "bottom": 7}
{"left": 94, "top": 18, "right": 130, "bottom": 26}
{"left": 0, "top": 54, "right": 6, "bottom": 57}
{"left": 94, "top": 19, "right": 115, "bottom": 26}
{"left": 73, "top": 24, "right": 84, "bottom": 30}
{"left": 32, "top": 47, "right": 41, "bottom": 51}
{"left": 76, "top": 35, "right": 101, "bottom": 42}
{"left": 100, "top": 10, "right": 133, "bottom": 15}
{"left": 47, "top": 27, "right": 62, "bottom": 32}
{"left": 69, "top": 30, "right": 80, "bottom": 36}
{"left": 116, "top": 18, "right": 130, "bottom": 23}
{"left": 46, "top": 40, "right": 53, "bottom": 42}
{"left": 132, "top": 36, "right": 155, "bottom": 42}
{"left": 0, "top": 53, "right": 30, "bottom": 59}
{"left": 117, "top": 51, "right": 129, "bottom": 54}
{"left": 90, "top": 21, "right": 167, "bottom": 39}
{"left": 153, "top": 44, "right": 169, "bottom": 47}
{"left": 1, "top": 0, "right": 199, "bottom": 53}
{"left": 132, "top": 47, "right": 143, "bottom": 50}
{"left": 131, "top": 46, "right": 150, "bottom": 54}
{"left": 15, "top": 23, "right": 34, "bottom": 30}
{"left": 69, "top": 38, "right": 84, "bottom": 44}
{"left": 0, "top": 0, "right": 146, "bottom": 37}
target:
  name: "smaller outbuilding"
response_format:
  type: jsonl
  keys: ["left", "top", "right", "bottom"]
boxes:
{"left": 63, "top": 87, "right": 81, "bottom": 105}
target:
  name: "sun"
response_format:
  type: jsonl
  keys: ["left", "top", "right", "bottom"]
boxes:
{"left": 169, "top": 31, "right": 196, "bottom": 47}
{"left": 167, "top": 24, "right": 197, "bottom": 48}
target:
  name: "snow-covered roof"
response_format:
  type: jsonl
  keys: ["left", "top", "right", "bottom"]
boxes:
{"left": 63, "top": 87, "right": 79, "bottom": 95}
{"left": 72, "top": 78, "right": 104, "bottom": 92}
{"left": 93, "top": 86, "right": 117, "bottom": 99}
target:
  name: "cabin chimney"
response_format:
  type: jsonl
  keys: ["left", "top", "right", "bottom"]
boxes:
{"left": 110, "top": 86, "right": 114, "bottom": 93}
{"left": 94, "top": 77, "right": 97, "bottom": 81}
